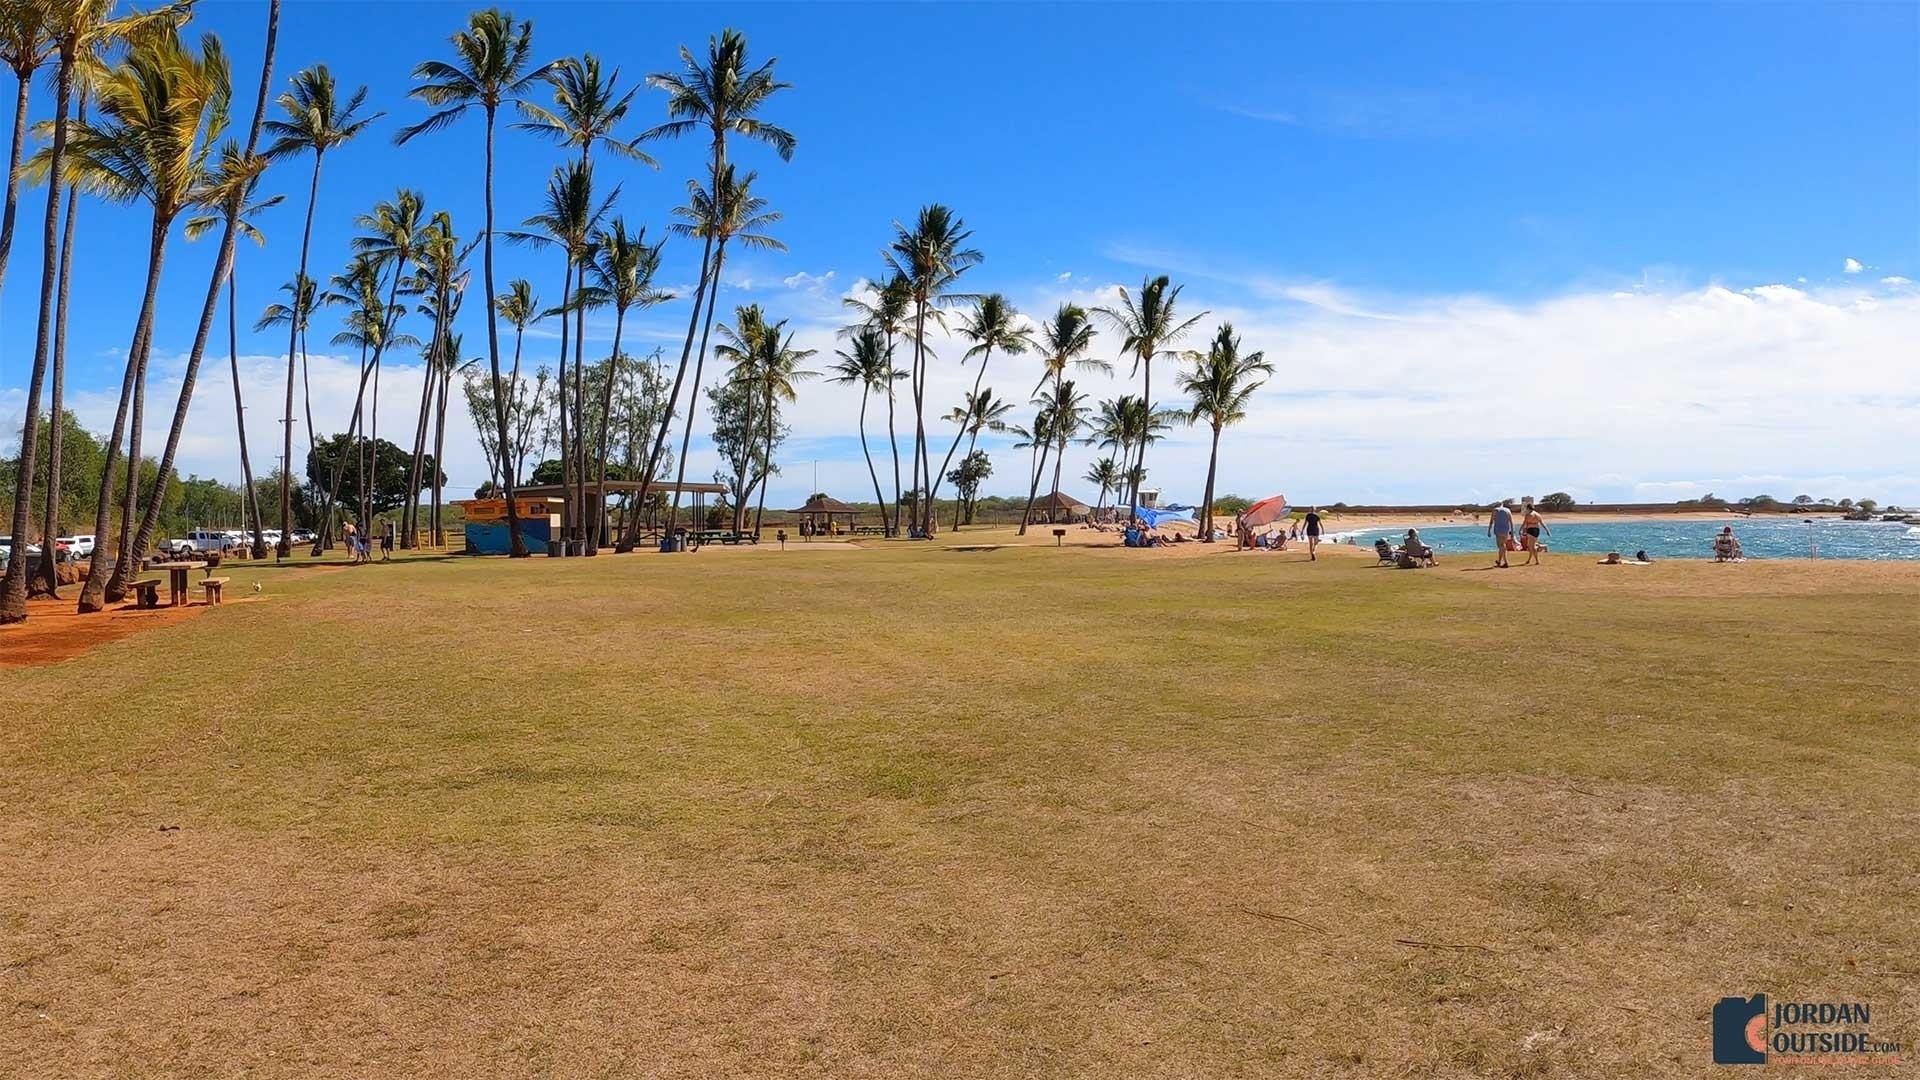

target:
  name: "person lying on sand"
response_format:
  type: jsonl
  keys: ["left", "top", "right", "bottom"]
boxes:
{"left": 1600, "top": 551, "right": 1623, "bottom": 564}
{"left": 1635, "top": 550, "right": 1652, "bottom": 563}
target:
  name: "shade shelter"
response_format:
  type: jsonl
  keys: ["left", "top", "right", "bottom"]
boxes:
{"left": 788, "top": 494, "right": 860, "bottom": 537}
{"left": 1030, "top": 490, "right": 1090, "bottom": 523}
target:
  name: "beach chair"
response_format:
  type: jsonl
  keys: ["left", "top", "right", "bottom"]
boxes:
{"left": 1374, "top": 538, "right": 1396, "bottom": 564}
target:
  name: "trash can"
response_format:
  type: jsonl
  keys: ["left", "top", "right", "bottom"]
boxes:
{"left": 547, "top": 539, "right": 562, "bottom": 557}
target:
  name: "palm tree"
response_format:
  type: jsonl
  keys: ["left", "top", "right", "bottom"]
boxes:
{"left": 401, "top": 211, "right": 470, "bottom": 547}
{"left": 124, "top": 2, "right": 282, "bottom": 594}
{"left": 310, "top": 193, "right": 426, "bottom": 554}
{"left": 1030, "top": 303, "right": 1107, "bottom": 527}
{"left": 882, "top": 205, "right": 982, "bottom": 535}
{"left": 745, "top": 325, "right": 817, "bottom": 534}
{"left": 508, "top": 158, "right": 613, "bottom": 547}
{"left": 262, "top": 63, "right": 378, "bottom": 556}
{"left": 186, "top": 143, "right": 283, "bottom": 558}
{"left": 5, "top": 2, "right": 182, "bottom": 619}
{"left": 620, "top": 27, "right": 793, "bottom": 552}
{"left": 1019, "top": 379, "right": 1089, "bottom": 535}
{"left": 713, "top": 304, "right": 769, "bottom": 533}
{"left": 515, "top": 52, "right": 654, "bottom": 166}
{"left": 47, "top": 25, "right": 230, "bottom": 612}
{"left": 1096, "top": 275, "right": 1206, "bottom": 516}
{"left": 1089, "top": 394, "right": 1172, "bottom": 517}
{"left": 941, "top": 388, "right": 1013, "bottom": 528}
{"left": 664, "top": 165, "right": 782, "bottom": 536}
{"left": 397, "top": 8, "right": 553, "bottom": 557}
{"left": 495, "top": 277, "right": 541, "bottom": 486}
{"left": 1177, "top": 323, "right": 1271, "bottom": 538}
{"left": 29, "top": 88, "right": 85, "bottom": 600}
{"left": 827, "top": 326, "right": 898, "bottom": 530}
{"left": 580, "top": 218, "right": 667, "bottom": 545}
{"left": 253, "top": 273, "right": 318, "bottom": 470}
{"left": 928, "top": 293, "right": 1027, "bottom": 520}
{"left": 841, "top": 273, "right": 911, "bottom": 533}
{"left": 1084, "top": 457, "right": 1122, "bottom": 521}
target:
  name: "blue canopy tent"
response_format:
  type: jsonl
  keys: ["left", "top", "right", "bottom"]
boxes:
{"left": 1133, "top": 505, "right": 1197, "bottom": 529}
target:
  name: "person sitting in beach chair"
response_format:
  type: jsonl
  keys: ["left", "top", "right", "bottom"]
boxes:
{"left": 1713, "top": 526, "right": 1743, "bottom": 562}
{"left": 1400, "top": 529, "right": 1437, "bottom": 566}
{"left": 1373, "top": 537, "right": 1396, "bottom": 564}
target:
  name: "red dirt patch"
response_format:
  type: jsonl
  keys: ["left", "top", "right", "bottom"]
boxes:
{"left": 0, "top": 595, "right": 207, "bottom": 669}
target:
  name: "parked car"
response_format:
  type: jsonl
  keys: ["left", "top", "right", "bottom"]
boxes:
{"left": 60, "top": 534, "right": 96, "bottom": 559}
{"left": 175, "top": 529, "right": 233, "bottom": 554}
{"left": 290, "top": 529, "right": 316, "bottom": 544}
{"left": 0, "top": 536, "right": 42, "bottom": 567}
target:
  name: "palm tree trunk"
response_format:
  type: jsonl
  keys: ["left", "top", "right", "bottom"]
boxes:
{"left": 279, "top": 154, "right": 322, "bottom": 558}
{"left": 909, "top": 304, "right": 929, "bottom": 534}
{"left": 1133, "top": 359, "right": 1152, "bottom": 514}
{"left": 364, "top": 353, "right": 382, "bottom": 533}
{"left": 668, "top": 242, "right": 728, "bottom": 539}
{"left": 227, "top": 272, "right": 266, "bottom": 557}
{"left": 752, "top": 383, "right": 774, "bottom": 536}
{"left": 403, "top": 293, "right": 444, "bottom": 547}
{"left": 857, "top": 391, "right": 884, "bottom": 528}
{"left": 884, "top": 343, "right": 901, "bottom": 536}
{"left": 432, "top": 354, "right": 450, "bottom": 547}
{"left": 1200, "top": 423, "right": 1221, "bottom": 539}
{"left": 732, "top": 374, "right": 755, "bottom": 537}
{"left": 506, "top": 325, "right": 525, "bottom": 487}
{"left": 31, "top": 151, "right": 81, "bottom": 599}
{"left": 1050, "top": 434, "right": 1069, "bottom": 524}
{"left": 0, "top": 71, "right": 30, "bottom": 306}
{"left": 1019, "top": 437, "right": 1053, "bottom": 538}
{"left": 622, "top": 227, "right": 715, "bottom": 551}
{"left": 927, "top": 345, "right": 993, "bottom": 520}
{"left": 593, "top": 304, "right": 628, "bottom": 547}
{"left": 479, "top": 104, "right": 526, "bottom": 557}
{"left": 0, "top": 54, "right": 74, "bottom": 621}
{"left": 124, "top": 1, "right": 280, "bottom": 581}
{"left": 573, "top": 257, "right": 591, "bottom": 551}
{"left": 553, "top": 252, "right": 573, "bottom": 542}
{"left": 76, "top": 217, "right": 162, "bottom": 613}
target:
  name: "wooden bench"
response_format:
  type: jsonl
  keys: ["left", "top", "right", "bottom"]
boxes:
{"left": 199, "top": 577, "right": 231, "bottom": 605}
{"left": 132, "top": 579, "right": 162, "bottom": 609}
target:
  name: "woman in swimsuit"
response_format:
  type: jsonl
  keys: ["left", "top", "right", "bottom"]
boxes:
{"left": 1521, "top": 505, "right": 1549, "bottom": 565}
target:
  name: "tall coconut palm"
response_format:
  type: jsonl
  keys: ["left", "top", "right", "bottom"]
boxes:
{"left": 515, "top": 51, "right": 654, "bottom": 166}
{"left": 508, "top": 158, "right": 613, "bottom": 546}
{"left": 827, "top": 326, "right": 897, "bottom": 529}
{"left": 580, "top": 218, "right": 667, "bottom": 545}
{"left": 401, "top": 211, "right": 469, "bottom": 547}
{"left": 664, "top": 164, "right": 781, "bottom": 536}
{"left": 713, "top": 304, "right": 769, "bottom": 533}
{"left": 928, "top": 293, "right": 1026, "bottom": 518}
{"left": 841, "top": 273, "right": 911, "bottom": 534}
{"left": 311, "top": 193, "right": 426, "bottom": 554}
{"left": 1028, "top": 303, "right": 1107, "bottom": 527}
{"left": 5, "top": 2, "right": 183, "bottom": 620}
{"left": 261, "top": 63, "right": 378, "bottom": 556}
{"left": 46, "top": 25, "right": 231, "bottom": 612}
{"left": 941, "top": 388, "right": 1013, "bottom": 528}
{"left": 1018, "top": 379, "right": 1089, "bottom": 536}
{"left": 29, "top": 88, "right": 84, "bottom": 600}
{"left": 620, "top": 27, "right": 792, "bottom": 552}
{"left": 1096, "top": 275, "right": 1206, "bottom": 516}
{"left": 494, "top": 277, "right": 541, "bottom": 486}
{"left": 185, "top": 144, "right": 284, "bottom": 558}
{"left": 125, "top": 1, "right": 282, "bottom": 597}
{"left": 882, "top": 205, "right": 981, "bottom": 535}
{"left": 1177, "top": 323, "right": 1271, "bottom": 538}
{"left": 397, "top": 8, "right": 553, "bottom": 557}
{"left": 1084, "top": 456, "right": 1122, "bottom": 521}
{"left": 253, "top": 273, "right": 318, "bottom": 467}
{"left": 744, "top": 324, "right": 816, "bottom": 534}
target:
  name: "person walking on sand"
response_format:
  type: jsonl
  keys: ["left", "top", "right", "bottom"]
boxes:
{"left": 1521, "top": 501, "right": 1550, "bottom": 565}
{"left": 1303, "top": 507, "right": 1323, "bottom": 560}
{"left": 1488, "top": 502, "right": 1514, "bottom": 567}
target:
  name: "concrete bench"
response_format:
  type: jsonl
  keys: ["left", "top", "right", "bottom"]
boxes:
{"left": 200, "top": 577, "right": 231, "bottom": 605}
{"left": 132, "top": 579, "right": 162, "bottom": 609}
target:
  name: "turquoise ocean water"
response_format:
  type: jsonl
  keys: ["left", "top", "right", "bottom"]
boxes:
{"left": 1353, "top": 518, "right": 1920, "bottom": 561}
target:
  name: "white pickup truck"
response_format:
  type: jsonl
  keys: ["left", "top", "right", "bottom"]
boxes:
{"left": 158, "top": 530, "right": 233, "bottom": 556}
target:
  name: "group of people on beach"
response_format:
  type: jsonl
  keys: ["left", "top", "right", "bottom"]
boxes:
{"left": 1486, "top": 497, "right": 1550, "bottom": 568}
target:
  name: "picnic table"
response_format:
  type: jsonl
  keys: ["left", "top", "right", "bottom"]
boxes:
{"left": 147, "top": 561, "right": 208, "bottom": 607}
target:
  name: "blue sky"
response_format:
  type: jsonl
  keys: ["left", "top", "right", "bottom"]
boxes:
{"left": 3, "top": 1, "right": 1917, "bottom": 508}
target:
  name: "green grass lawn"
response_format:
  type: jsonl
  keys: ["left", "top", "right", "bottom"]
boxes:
{"left": 4, "top": 533, "right": 1917, "bottom": 1077}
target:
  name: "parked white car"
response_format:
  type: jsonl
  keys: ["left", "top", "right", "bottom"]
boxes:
{"left": 61, "top": 534, "right": 96, "bottom": 559}
{"left": 0, "top": 536, "right": 42, "bottom": 566}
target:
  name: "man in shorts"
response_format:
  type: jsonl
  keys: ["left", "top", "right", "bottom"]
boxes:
{"left": 1487, "top": 502, "right": 1514, "bottom": 568}
{"left": 1303, "top": 507, "right": 1322, "bottom": 560}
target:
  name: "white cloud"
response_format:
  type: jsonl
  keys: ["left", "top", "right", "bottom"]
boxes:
{"left": 1880, "top": 276, "right": 1912, "bottom": 287}
{"left": 1843, "top": 257, "right": 1865, "bottom": 274}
